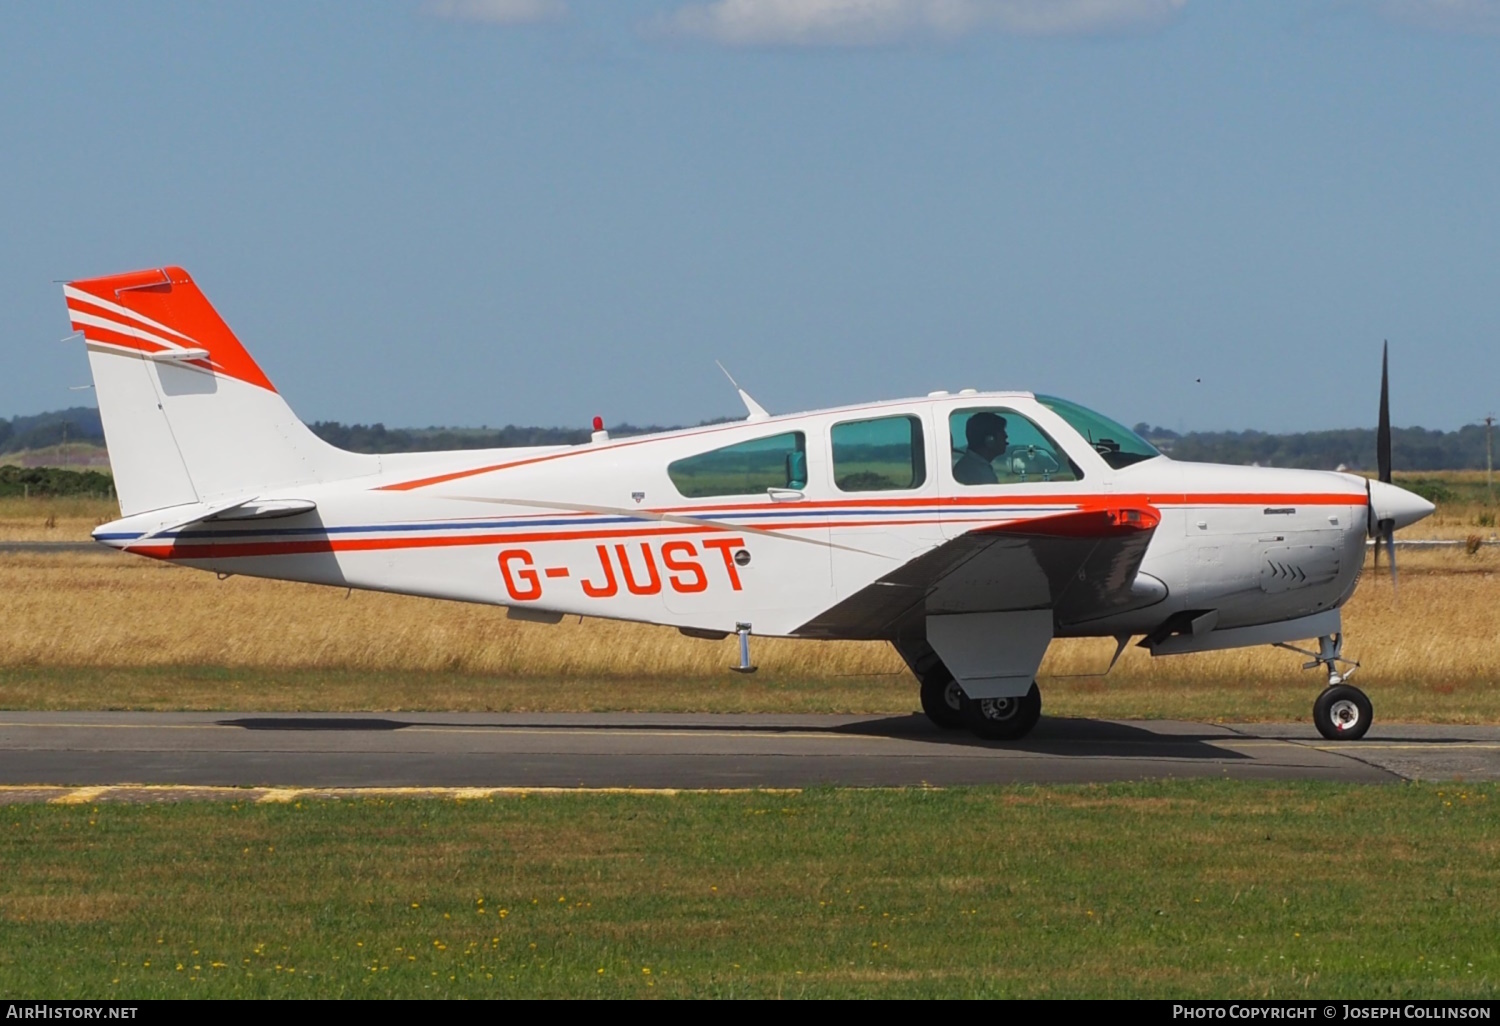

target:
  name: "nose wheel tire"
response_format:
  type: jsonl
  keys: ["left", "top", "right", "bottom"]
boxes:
{"left": 1313, "top": 684, "right": 1373, "bottom": 741}
{"left": 919, "top": 672, "right": 966, "bottom": 730}
{"left": 961, "top": 683, "right": 1042, "bottom": 741}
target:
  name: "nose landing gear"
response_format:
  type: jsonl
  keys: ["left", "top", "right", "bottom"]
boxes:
{"left": 1313, "top": 684, "right": 1373, "bottom": 741}
{"left": 1276, "top": 632, "right": 1373, "bottom": 741}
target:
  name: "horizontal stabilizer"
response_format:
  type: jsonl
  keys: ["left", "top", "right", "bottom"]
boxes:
{"left": 125, "top": 497, "right": 318, "bottom": 541}
{"left": 212, "top": 498, "right": 318, "bottom": 520}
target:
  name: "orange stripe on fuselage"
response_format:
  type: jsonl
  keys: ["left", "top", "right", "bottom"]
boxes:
{"left": 119, "top": 490, "right": 1361, "bottom": 563}
{"left": 123, "top": 522, "right": 728, "bottom": 561}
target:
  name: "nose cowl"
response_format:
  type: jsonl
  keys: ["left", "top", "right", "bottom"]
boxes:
{"left": 1368, "top": 479, "right": 1436, "bottom": 531}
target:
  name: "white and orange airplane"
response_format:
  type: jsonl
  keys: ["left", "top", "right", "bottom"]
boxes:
{"left": 64, "top": 267, "right": 1434, "bottom": 741}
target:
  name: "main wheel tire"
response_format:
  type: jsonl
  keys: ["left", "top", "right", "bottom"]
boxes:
{"left": 919, "top": 672, "right": 966, "bottom": 730}
{"left": 961, "top": 683, "right": 1042, "bottom": 741}
{"left": 1313, "top": 684, "right": 1373, "bottom": 741}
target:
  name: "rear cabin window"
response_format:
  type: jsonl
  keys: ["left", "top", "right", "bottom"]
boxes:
{"left": 949, "top": 408, "right": 1082, "bottom": 486}
{"left": 668, "top": 432, "right": 807, "bottom": 498}
{"left": 831, "top": 415, "right": 926, "bottom": 492}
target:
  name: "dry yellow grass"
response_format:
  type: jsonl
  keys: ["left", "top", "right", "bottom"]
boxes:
{"left": 0, "top": 497, "right": 115, "bottom": 543}
{"left": 1414, "top": 503, "right": 1500, "bottom": 542}
{"left": 0, "top": 545, "right": 1495, "bottom": 720}
{"left": 0, "top": 553, "right": 904, "bottom": 679}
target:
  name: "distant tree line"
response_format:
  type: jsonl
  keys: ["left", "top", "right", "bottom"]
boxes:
{"left": 0, "top": 407, "right": 104, "bottom": 454}
{"left": 1, "top": 407, "right": 1493, "bottom": 471}
{"left": 0, "top": 464, "right": 113, "bottom": 498}
{"left": 1131, "top": 423, "right": 1494, "bottom": 472}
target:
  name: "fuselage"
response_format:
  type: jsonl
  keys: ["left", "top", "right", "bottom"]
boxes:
{"left": 93, "top": 390, "right": 1433, "bottom": 643}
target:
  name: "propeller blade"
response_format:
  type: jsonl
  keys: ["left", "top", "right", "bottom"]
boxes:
{"left": 1377, "top": 341, "right": 1392, "bottom": 484}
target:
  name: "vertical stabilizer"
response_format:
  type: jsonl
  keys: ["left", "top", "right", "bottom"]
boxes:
{"left": 65, "top": 267, "right": 376, "bottom": 516}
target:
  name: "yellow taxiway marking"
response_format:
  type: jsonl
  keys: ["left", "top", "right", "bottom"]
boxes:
{"left": 251, "top": 786, "right": 805, "bottom": 803}
{"left": 0, "top": 784, "right": 808, "bottom": 803}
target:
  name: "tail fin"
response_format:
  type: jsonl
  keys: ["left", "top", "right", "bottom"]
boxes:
{"left": 65, "top": 267, "right": 376, "bottom": 516}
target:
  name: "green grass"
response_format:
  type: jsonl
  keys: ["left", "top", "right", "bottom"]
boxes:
{"left": 1, "top": 782, "right": 1496, "bottom": 998}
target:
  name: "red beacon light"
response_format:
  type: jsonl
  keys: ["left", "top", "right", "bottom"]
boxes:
{"left": 590, "top": 415, "right": 609, "bottom": 444}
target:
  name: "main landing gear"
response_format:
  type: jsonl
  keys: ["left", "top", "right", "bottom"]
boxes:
{"left": 961, "top": 683, "right": 1043, "bottom": 741}
{"left": 922, "top": 668, "right": 1042, "bottom": 740}
{"left": 1279, "top": 632, "right": 1373, "bottom": 741}
{"left": 919, "top": 671, "right": 966, "bottom": 730}
{"left": 895, "top": 640, "right": 1043, "bottom": 741}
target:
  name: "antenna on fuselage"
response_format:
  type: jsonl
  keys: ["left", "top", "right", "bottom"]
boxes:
{"left": 716, "top": 361, "right": 770, "bottom": 423}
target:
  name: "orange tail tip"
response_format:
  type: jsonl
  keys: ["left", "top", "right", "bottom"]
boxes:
{"left": 64, "top": 266, "right": 277, "bottom": 393}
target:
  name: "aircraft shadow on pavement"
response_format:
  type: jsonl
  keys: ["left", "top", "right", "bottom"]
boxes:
{"left": 830, "top": 715, "right": 1252, "bottom": 760}
{"left": 214, "top": 714, "right": 1250, "bottom": 760}
{"left": 218, "top": 717, "right": 411, "bottom": 732}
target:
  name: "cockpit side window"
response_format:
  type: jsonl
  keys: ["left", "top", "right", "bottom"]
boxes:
{"left": 831, "top": 415, "right": 926, "bottom": 492}
{"left": 1037, "top": 395, "right": 1161, "bottom": 469}
{"left": 668, "top": 432, "right": 807, "bottom": 498}
{"left": 948, "top": 408, "right": 1082, "bottom": 486}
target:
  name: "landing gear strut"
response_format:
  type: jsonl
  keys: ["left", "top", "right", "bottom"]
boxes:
{"left": 1277, "top": 632, "right": 1373, "bottom": 741}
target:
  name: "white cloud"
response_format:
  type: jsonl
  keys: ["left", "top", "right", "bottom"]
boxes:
{"left": 1377, "top": 0, "right": 1500, "bottom": 34}
{"left": 658, "top": 0, "right": 1188, "bottom": 47}
{"left": 422, "top": 0, "right": 568, "bottom": 24}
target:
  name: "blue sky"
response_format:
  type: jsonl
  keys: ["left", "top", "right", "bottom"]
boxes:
{"left": 4, "top": 0, "right": 1498, "bottom": 433}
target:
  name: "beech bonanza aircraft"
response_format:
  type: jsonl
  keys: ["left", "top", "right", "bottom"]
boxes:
{"left": 65, "top": 267, "right": 1435, "bottom": 741}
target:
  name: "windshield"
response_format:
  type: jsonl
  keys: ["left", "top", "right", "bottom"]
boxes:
{"left": 1036, "top": 395, "right": 1161, "bottom": 470}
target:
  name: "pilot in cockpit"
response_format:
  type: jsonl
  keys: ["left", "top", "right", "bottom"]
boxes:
{"left": 952, "top": 411, "right": 1009, "bottom": 485}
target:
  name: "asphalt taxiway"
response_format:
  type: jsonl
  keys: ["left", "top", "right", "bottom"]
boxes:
{"left": 1, "top": 713, "right": 1497, "bottom": 798}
